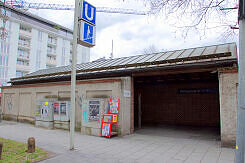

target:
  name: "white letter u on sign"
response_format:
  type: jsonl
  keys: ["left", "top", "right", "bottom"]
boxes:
{"left": 85, "top": 4, "right": 94, "bottom": 21}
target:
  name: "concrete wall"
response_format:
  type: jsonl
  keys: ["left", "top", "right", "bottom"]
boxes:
{"left": 219, "top": 69, "right": 238, "bottom": 147}
{"left": 1, "top": 77, "right": 132, "bottom": 136}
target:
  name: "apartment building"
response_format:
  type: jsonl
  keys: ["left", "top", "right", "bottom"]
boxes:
{"left": 0, "top": 4, "right": 90, "bottom": 86}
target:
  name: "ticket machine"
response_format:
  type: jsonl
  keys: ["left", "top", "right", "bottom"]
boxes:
{"left": 35, "top": 100, "right": 54, "bottom": 129}
{"left": 53, "top": 101, "right": 70, "bottom": 129}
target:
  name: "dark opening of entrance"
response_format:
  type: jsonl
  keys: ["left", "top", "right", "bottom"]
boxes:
{"left": 134, "top": 71, "right": 220, "bottom": 137}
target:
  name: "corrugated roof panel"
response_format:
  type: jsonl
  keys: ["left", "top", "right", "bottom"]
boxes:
{"left": 202, "top": 45, "right": 217, "bottom": 56}
{"left": 178, "top": 48, "right": 195, "bottom": 59}
{"left": 215, "top": 43, "right": 230, "bottom": 54}
{"left": 135, "top": 54, "right": 157, "bottom": 64}
{"left": 89, "top": 61, "right": 109, "bottom": 69}
{"left": 146, "top": 52, "right": 166, "bottom": 62}
{"left": 118, "top": 55, "right": 142, "bottom": 65}
{"left": 80, "top": 62, "right": 100, "bottom": 70}
{"left": 107, "top": 57, "right": 133, "bottom": 67}
{"left": 189, "top": 47, "right": 205, "bottom": 57}
{"left": 167, "top": 50, "right": 185, "bottom": 60}
{"left": 77, "top": 62, "right": 91, "bottom": 70}
{"left": 91, "top": 59, "right": 119, "bottom": 69}
{"left": 155, "top": 51, "right": 174, "bottom": 62}
{"left": 127, "top": 55, "right": 148, "bottom": 64}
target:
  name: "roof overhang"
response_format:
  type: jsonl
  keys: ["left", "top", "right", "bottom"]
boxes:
{"left": 9, "top": 58, "right": 237, "bottom": 86}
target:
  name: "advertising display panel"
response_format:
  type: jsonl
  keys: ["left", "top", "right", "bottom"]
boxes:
{"left": 108, "top": 98, "right": 120, "bottom": 114}
{"left": 101, "top": 123, "right": 111, "bottom": 137}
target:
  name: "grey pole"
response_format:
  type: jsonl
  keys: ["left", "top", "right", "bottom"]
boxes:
{"left": 236, "top": 0, "right": 245, "bottom": 162}
{"left": 70, "top": 0, "right": 80, "bottom": 150}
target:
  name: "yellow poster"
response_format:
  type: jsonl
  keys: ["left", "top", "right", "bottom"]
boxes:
{"left": 112, "top": 115, "right": 117, "bottom": 123}
{"left": 45, "top": 102, "right": 49, "bottom": 105}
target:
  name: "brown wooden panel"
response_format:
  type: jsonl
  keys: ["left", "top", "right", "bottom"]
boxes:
{"left": 134, "top": 73, "right": 220, "bottom": 127}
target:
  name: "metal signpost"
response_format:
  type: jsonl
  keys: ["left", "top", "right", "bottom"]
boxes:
{"left": 236, "top": 0, "right": 245, "bottom": 162}
{"left": 70, "top": 0, "right": 96, "bottom": 150}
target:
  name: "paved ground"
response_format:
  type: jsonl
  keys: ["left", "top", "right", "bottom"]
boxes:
{"left": 0, "top": 121, "right": 235, "bottom": 163}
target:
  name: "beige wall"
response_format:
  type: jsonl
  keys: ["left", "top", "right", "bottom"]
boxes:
{"left": 1, "top": 77, "right": 132, "bottom": 136}
{"left": 219, "top": 70, "right": 238, "bottom": 147}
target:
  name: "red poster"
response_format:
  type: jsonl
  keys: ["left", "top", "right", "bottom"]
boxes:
{"left": 103, "top": 114, "right": 112, "bottom": 123}
{"left": 108, "top": 98, "right": 120, "bottom": 114}
{"left": 101, "top": 123, "right": 111, "bottom": 137}
{"left": 53, "top": 102, "right": 59, "bottom": 114}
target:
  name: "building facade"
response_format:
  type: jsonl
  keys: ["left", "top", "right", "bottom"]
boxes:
{"left": 1, "top": 43, "right": 238, "bottom": 147}
{"left": 0, "top": 4, "right": 90, "bottom": 86}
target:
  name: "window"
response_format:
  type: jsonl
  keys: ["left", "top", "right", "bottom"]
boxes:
{"left": 2, "top": 56, "right": 5, "bottom": 66}
{"left": 46, "top": 65, "right": 56, "bottom": 69}
{"left": 5, "top": 56, "right": 8, "bottom": 66}
{"left": 5, "top": 68, "right": 8, "bottom": 78}
{"left": 61, "top": 47, "right": 65, "bottom": 65}
{"left": 18, "top": 38, "right": 29, "bottom": 46}
{"left": 6, "top": 21, "right": 11, "bottom": 30}
{"left": 48, "top": 35, "right": 57, "bottom": 44}
{"left": 47, "top": 46, "right": 56, "bottom": 54}
{"left": 17, "top": 60, "right": 24, "bottom": 65}
{"left": 47, "top": 55, "right": 56, "bottom": 60}
{"left": 62, "top": 39, "right": 66, "bottom": 47}
{"left": 17, "top": 60, "right": 29, "bottom": 66}
{"left": 0, "top": 55, "right": 8, "bottom": 66}
{"left": 1, "top": 67, "right": 5, "bottom": 78}
{"left": 20, "top": 25, "right": 31, "bottom": 32}
{"left": 16, "top": 71, "right": 23, "bottom": 78}
{"left": 38, "top": 31, "right": 42, "bottom": 41}
{"left": 18, "top": 49, "right": 24, "bottom": 55}
{"left": 36, "top": 50, "right": 41, "bottom": 70}
{"left": 1, "top": 42, "right": 9, "bottom": 55}
{"left": 60, "top": 102, "right": 66, "bottom": 115}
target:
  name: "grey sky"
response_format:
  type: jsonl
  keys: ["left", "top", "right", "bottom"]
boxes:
{"left": 28, "top": 0, "right": 238, "bottom": 61}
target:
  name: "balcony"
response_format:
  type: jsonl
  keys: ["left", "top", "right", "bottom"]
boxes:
{"left": 48, "top": 39, "right": 57, "bottom": 46}
{"left": 18, "top": 41, "right": 30, "bottom": 49}
{"left": 46, "top": 58, "right": 57, "bottom": 66}
{"left": 47, "top": 49, "right": 56, "bottom": 56}
{"left": 19, "top": 29, "right": 32, "bottom": 38}
{"left": 17, "top": 53, "right": 30, "bottom": 61}
{"left": 16, "top": 64, "right": 30, "bottom": 72}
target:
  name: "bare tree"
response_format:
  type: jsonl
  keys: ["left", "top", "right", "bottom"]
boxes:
{"left": 132, "top": 0, "right": 239, "bottom": 39}
{"left": 142, "top": 44, "right": 159, "bottom": 55}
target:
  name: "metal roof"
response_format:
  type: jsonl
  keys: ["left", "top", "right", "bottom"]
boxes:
{"left": 11, "top": 42, "right": 237, "bottom": 82}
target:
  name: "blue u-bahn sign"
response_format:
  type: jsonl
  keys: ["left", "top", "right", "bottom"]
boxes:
{"left": 78, "top": 0, "right": 96, "bottom": 47}
{"left": 81, "top": 0, "right": 96, "bottom": 25}
{"left": 80, "top": 21, "right": 95, "bottom": 46}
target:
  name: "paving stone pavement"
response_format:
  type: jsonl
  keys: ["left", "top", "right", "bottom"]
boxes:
{"left": 0, "top": 121, "right": 235, "bottom": 163}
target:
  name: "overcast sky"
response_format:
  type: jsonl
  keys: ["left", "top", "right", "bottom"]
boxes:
{"left": 27, "top": 0, "right": 238, "bottom": 61}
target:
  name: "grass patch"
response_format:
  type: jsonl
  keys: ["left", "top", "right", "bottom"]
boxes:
{"left": 0, "top": 137, "right": 49, "bottom": 163}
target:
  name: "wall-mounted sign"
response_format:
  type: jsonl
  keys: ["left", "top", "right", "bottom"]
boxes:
{"left": 178, "top": 88, "right": 218, "bottom": 94}
{"left": 124, "top": 90, "right": 131, "bottom": 98}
